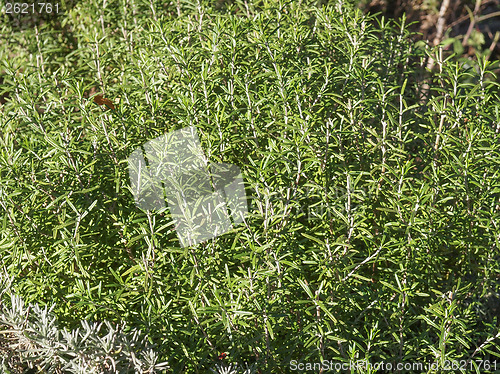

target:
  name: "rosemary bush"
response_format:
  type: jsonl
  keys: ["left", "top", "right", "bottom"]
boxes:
{"left": 0, "top": 0, "right": 499, "bottom": 372}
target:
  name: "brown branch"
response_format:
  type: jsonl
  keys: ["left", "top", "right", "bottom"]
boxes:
{"left": 462, "top": 0, "right": 483, "bottom": 47}
{"left": 420, "top": 0, "right": 452, "bottom": 105}
{"left": 486, "top": 31, "right": 500, "bottom": 61}
{"left": 427, "top": 0, "right": 451, "bottom": 72}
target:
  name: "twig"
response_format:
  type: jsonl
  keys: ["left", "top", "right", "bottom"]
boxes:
{"left": 478, "top": 10, "right": 500, "bottom": 23}
{"left": 427, "top": 0, "right": 451, "bottom": 72}
{"left": 468, "top": 330, "right": 500, "bottom": 360}
{"left": 420, "top": 0, "right": 451, "bottom": 104}
{"left": 486, "top": 31, "right": 500, "bottom": 61}
{"left": 342, "top": 242, "right": 383, "bottom": 283}
{"left": 462, "top": 0, "right": 482, "bottom": 47}
{"left": 434, "top": 112, "right": 446, "bottom": 151}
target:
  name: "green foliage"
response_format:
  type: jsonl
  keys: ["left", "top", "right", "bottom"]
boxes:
{"left": 0, "top": 0, "right": 499, "bottom": 372}
{"left": 0, "top": 275, "right": 168, "bottom": 373}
